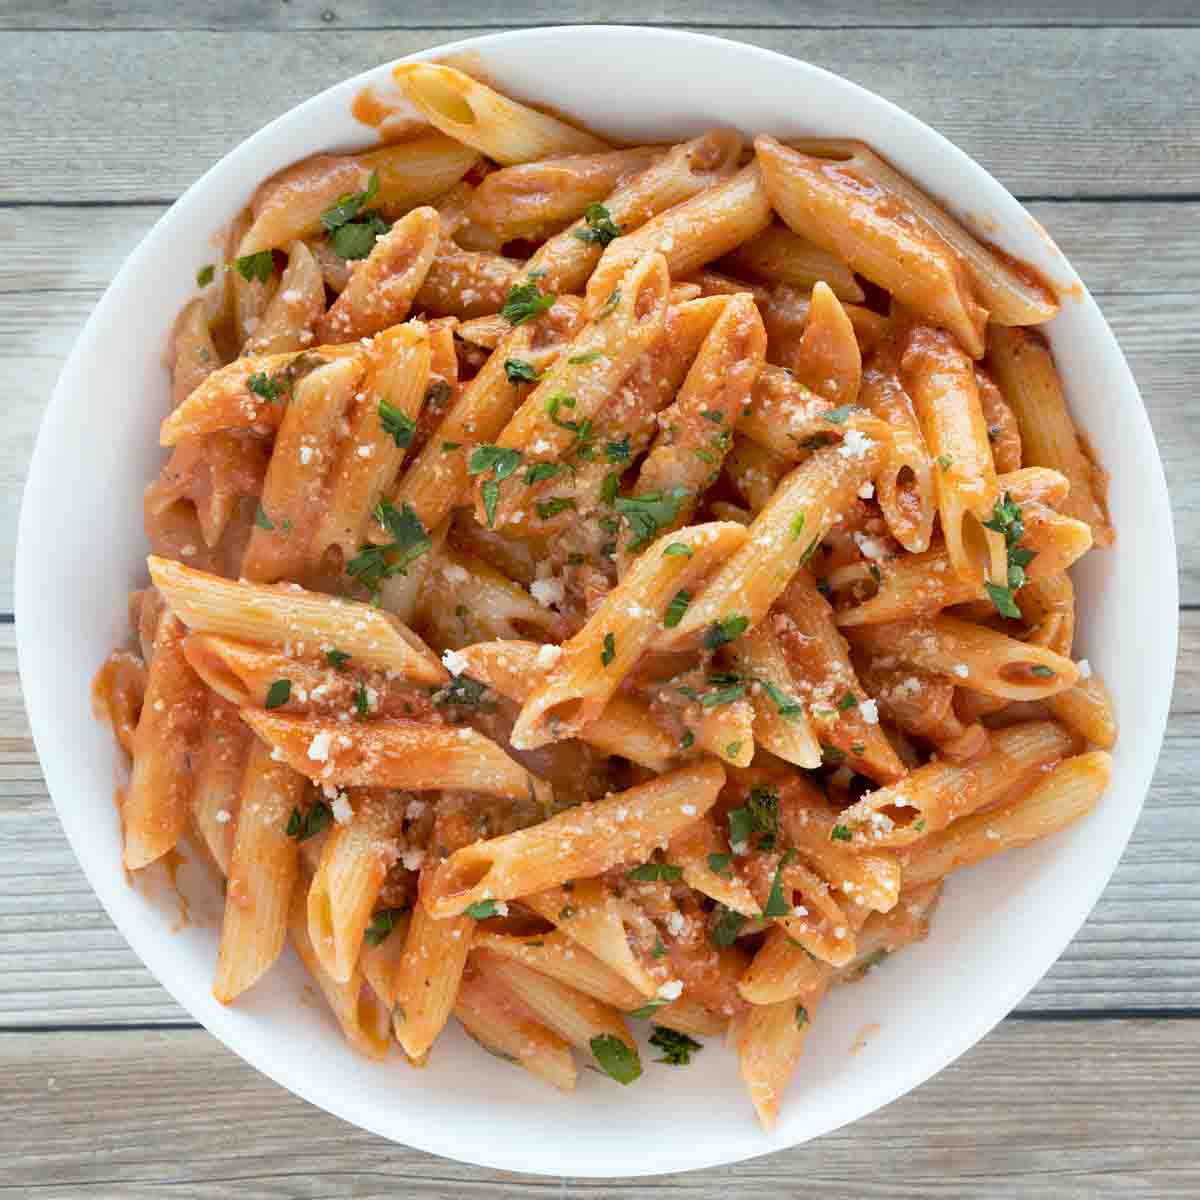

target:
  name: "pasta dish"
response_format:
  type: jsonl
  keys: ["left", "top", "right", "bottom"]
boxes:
{"left": 92, "top": 62, "right": 1117, "bottom": 1129}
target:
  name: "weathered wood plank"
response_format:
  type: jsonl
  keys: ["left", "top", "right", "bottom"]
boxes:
{"left": 3, "top": 29, "right": 1199, "bottom": 202}
{"left": 5, "top": 1, "right": 1198, "bottom": 30}
{"left": 0, "top": 618, "right": 1195, "bottom": 1025}
{"left": 1, "top": 283, "right": 1190, "bottom": 616}
{"left": 9, "top": 201, "right": 1198, "bottom": 297}
{"left": 2, "top": 1022, "right": 1198, "bottom": 1197}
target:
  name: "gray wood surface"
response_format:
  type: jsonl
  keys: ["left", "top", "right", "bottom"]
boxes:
{"left": 3, "top": 1022, "right": 1199, "bottom": 1197}
{"left": 2, "top": 9, "right": 1196, "bottom": 1195}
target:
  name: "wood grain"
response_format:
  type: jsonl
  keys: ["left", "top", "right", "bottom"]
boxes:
{"left": 5, "top": 1, "right": 1199, "bottom": 30}
{"left": 3, "top": 29, "right": 1200, "bottom": 202}
{"left": 1, "top": 617, "right": 1195, "bottom": 1026}
{"left": 3, "top": 1021, "right": 1198, "bottom": 1197}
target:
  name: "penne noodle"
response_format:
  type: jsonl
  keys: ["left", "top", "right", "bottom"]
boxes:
{"left": 669, "top": 814, "right": 760, "bottom": 917}
{"left": 454, "top": 962, "right": 576, "bottom": 1091}
{"left": 510, "top": 522, "right": 747, "bottom": 749}
{"left": 190, "top": 695, "right": 250, "bottom": 877}
{"left": 241, "top": 355, "right": 363, "bottom": 582}
{"left": 900, "top": 751, "right": 1111, "bottom": 887}
{"left": 784, "top": 281, "right": 862, "bottom": 408}
{"left": 123, "top": 613, "right": 207, "bottom": 870}
{"left": 288, "top": 884, "right": 392, "bottom": 1059}
{"left": 239, "top": 135, "right": 478, "bottom": 255}
{"left": 756, "top": 135, "right": 987, "bottom": 358}
{"left": 831, "top": 880, "right": 943, "bottom": 985}
{"left": 693, "top": 697, "right": 756, "bottom": 769}
{"left": 358, "top": 908, "right": 412, "bottom": 1011}
{"left": 395, "top": 63, "right": 608, "bottom": 164}
{"left": 723, "top": 434, "right": 789, "bottom": 515}
{"left": 148, "top": 556, "right": 446, "bottom": 682}
{"left": 307, "top": 789, "right": 405, "bottom": 983}
{"left": 243, "top": 240, "right": 325, "bottom": 356}
{"left": 422, "top": 761, "right": 725, "bottom": 918}
{"left": 467, "top": 146, "right": 663, "bottom": 243}
{"left": 986, "top": 325, "right": 1114, "bottom": 547}
{"left": 1047, "top": 671, "right": 1117, "bottom": 750}
{"left": 526, "top": 128, "right": 743, "bottom": 295}
{"left": 900, "top": 324, "right": 1007, "bottom": 585}
{"left": 315, "top": 207, "right": 440, "bottom": 344}
{"left": 977, "top": 366, "right": 1022, "bottom": 475}
{"left": 475, "top": 949, "right": 638, "bottom": 1056}
{"left": 790, "top": 138, "right": 1058, "bottom": 327}
{"left": 718, "top": 222, "right": 864, "bottom": 302}
{"left": 584, "top": 163, "right": 773, "bottom": 316}
{"left": 392, "top": 900, "right": 474, "bottom": 1061}
{"left": 213, "top": 737, "right": 304, "bottom": 1003}
{"left": 457, "top": 640, "right": 677, "bottom": 772}
{"left": 92, "top": 648, "right": 147, "bottom": 759}
{"left": 846, "top": 615, "right": 1079, "bottom": 700}
{"left": 240, "top": 709, "right": 551, "bottom": 805}
{"left": 171, "top": 298, "right": 221, "bottom": 409}
{"left": 413, "top": 245, "right": 522, "bottom": 320}
{"left": 660, "top": 422, "right": 889, "bottom": 648}
{"left": 738, "top": 925, "right": 828, "bottom": 1006}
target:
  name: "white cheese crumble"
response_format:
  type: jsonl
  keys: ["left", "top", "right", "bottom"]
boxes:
{"left": 656, "top": 979, "right": 683, "bottom": 1001}
{"left": 442, "top": 563, "right": 469, "bottom": 585}
{"left": 838, "top": 429, "right": 873, "bottom": 460}
{"left": 307, "top": 731, "right": 332, "bottom": 762}
{"left": 860, "top": 698, "right": 879, "bottom": 725}
{"left": 442, "top": 648, "right": 471, "bottom": 676}
{"left": 681, "top": 804, "right": 697, "bottom": 816}
{"left": 1077, "top": 658, "right": 1092, "bottom": 679}
{"left": 530, "top": 576, "right": 564, "bottom": 608}
{"left": 858, "top": 481, "right": 875, "bottom": 500}
{"left": 331, "top": 792, "right": 354, "bottom": 824}
{"left": 215, "top": 809, "right": 231, "bottom": 825}
{"left": 953, "top": 663, "right": 970, "bottom": 678}
{"left": 401, "top": 847, "right": 426, "bottom": 871}
{"left": 666, "top": 911, "right": 685, "bottom": 936}
{"left": 535, "top": 643, "right": 563, "bottom": 669}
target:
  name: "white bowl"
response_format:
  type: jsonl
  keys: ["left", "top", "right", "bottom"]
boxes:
{"left": 16, "top": 25, "right": 1177, "bottom": 1177}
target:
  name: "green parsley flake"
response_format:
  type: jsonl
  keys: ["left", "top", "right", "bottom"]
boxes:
{"left": 703, "top": 614, "right": 749, "bottom": 650}
{"left": 605, "top": 434, "right": 631, "bottom": 463}
{"left": 286, "top": 800, "right": 332, "bottom": 842}
{"left": 823, "top": 404, "right": 854, "bottom": 424}
{"left": 837, "top": 691, "right": 858, "bottom": 711}
{"left": 830, "top": 824, "right": 852, "bottom": 843}
{"left": 600, "top": 472, "right": 620, "bottom": 505}
{"left": 708, "top": 852, "right": 734, "bottom": 877}
{"left": 614, "top": 487, "right": 689, "bottom": 551}
{"left": 663, "top": 542, "right": 693, "bottom": 559}
{"left": 790, "top": 510, "right": 806, "bottom": 541}
{"left": 196, "top": 264, "right": 215, "bottom": 287}
{"left": 572, "top": 203, "right": 622, "bottom": 248}
{"left": 465, "top": 899, "right": 502, "bottom": 920}
{"left": 524, "top": 462, "right": 560, "bottom": 485}
{"left": 726, "top": 740, "right": 743, "bottom": 759}
{"left": 325, "top": 649, "right": 350, "bottom": 670}
{"left": 346, "top": 499, "right": 431, "bottom": 599}
{"left": 937, "top": 454, "right": 954, "bottom": 470}
{"left": 1030, "top": 664, "right": 1055, "bottom": 678}
{"left": 354, "top": 682, "right": 370, "bottom": 720}
{"left": 265, "top": 679, "right": 291, "bottom": 709}
{"left": 762, "top": 848, "right": 797, "bottom": 917}
{"left": 254, "top": 503, "right": 275, "bottom": 530}
{"left": 649, "top": 1027, "right": 702, "bottom": 1066}
{"left": 627, "top": 862, "right": 683, "bottom": 882}
{"left": 795, "top": 1005, "right": 809, "bottom": 1028}
{"left": 628, "top": 998, "right": 669, "bottom": 1019}
{"left": 590, "top": 1033, "right": 642, "bottom": 1084}
{"left": 364, "top": 907, "right": 407, "bottom": 946}
{"left": 536, "top": 496, "right": 575, "bottom": 520}
{"left": 710, "top": 905, "right": 746, "bottom": 948}
{"left": 568, "top": 350, "right": 605, "bottom": 365}
{"left": 601, "top": 632, "right": 616, "bottom": 667}
{"left": 379, "top": 400, "right": 415, "bottom": 448}
{"left": 504, "top": 357, "right": 540, "bottom": 385}
{"left": 502, "top": 277, "right": 556, "bottom": 325}
{"left": 664, "top": 589, "right": 690, "bottom": 629}
{"left": 234, "top": 251, "right": 273, "bottom": 284}
{"left": 763, "top": 680, "right": 803, "bottom": 718}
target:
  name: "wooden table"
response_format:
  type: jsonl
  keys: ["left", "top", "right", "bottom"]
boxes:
{"left": 2, "top": 5, "right": 1197, "bottom": 1195}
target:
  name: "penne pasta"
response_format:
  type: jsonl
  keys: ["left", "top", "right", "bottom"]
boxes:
{"left": 719, "top": 222, "right": 864, "bottom": 302}
{"left": 190, "top": 695, "right": 250, "bottom": 877}
{"left": 392, "top": 901, "right": 474, "bottom": 1061}
{"left": 422, "top": 761, "right": 725, "bottom": 917}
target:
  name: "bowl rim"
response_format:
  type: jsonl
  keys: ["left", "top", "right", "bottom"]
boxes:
{"left": 15, "top": 23, "right": 1178, "bottom": 1177}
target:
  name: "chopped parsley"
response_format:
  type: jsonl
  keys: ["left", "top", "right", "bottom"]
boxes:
{"left": 708, "top": 852, "right": 734, "bottom": 877}
{"left": 325, "top": 649, "right": 351, "bottom": 671}
{"left": 253, "top": 503, "right": 274, "bottom": 530}
{"left": 364, "top": 907, "right": 407, "bottom": 946}
{"left": 680, "top": 730, "right": 695, "bottom": 751}
{"left": 568, "top": 350, "right": 604, "bottom": 365}
{"left": 196, "top": 263, "right": 215, "bottom": 287}
{"left": 442, "top": 441, "right": 462, "bottom": 452}
{"left": 321, "top": 171, "right": 379, "bottom": 232}
{"left": 346, "top": 499, "right": 431, "bottom": 599}
{"left": 862, "top": 948, "right": 890, "bottom": 971}
{"left": 465, "top": 899, "right": 502, "bottom": 920}
{"left": 524, "top": 462, "right": 561, "bottom": 486}
{"left": 614, "top": 487, "right": 689, "bottom": 551}
{"left": 664, "top": 589, "right": 690, "bottom": 629}
{"left": 663, "top": 542, "right": 692, "bottom": 559}
{"left": 795, "top": 1005, "right": 809, "bottom": 1028}
{"left": 627, "top": 862, "right": 683, "bottom": 882}
{"left": 599, "top": 287, "right": 621, "bottom": 317}
{"left": 837, "top": 691, "right": 859, "bottom": 712}
{"left": 702, "top": 614, "right": 749, "bottom": 650}
{"left": 264, "top": 679, "right": 291, "bottom": 709}
{"left": 247, "top": 371, "right": 287, "bottom": 404}
{"left": 726, "top": 740, "right": 743, "bottom": 759}
{"left": 823, "top": 404, "right": 854, "bottom": 424}
{"left": 937, "top": 454, "right": 954, "bottom": 470}
{"left": 434, "top": 675, "right": 490, "bottom": 708}
{"left": 605, "top": 434, "right": 631, "bottom": 463}
{"left": 504, "top": 357, "right": 540, "bottom": 384}
{"left": 590, "top": 1034, "right": 642, "bottom": 1084}
{"left": 649, "top": 1026, "right": 701, "bottom": 1066}
{"left": 468, "top": 445, "right": 524, "bottom": 527}
{"left": 982, "top": 492, "right": 1036, "bottom": 618}
{"left": 234, "top": 250, "right": 273, "bottom": 283}
{"left": 572, "top": 202, "right": 622, "bottom": 248}
{"left": 1031, "top": 664, "right": 1055, "bottom": 678}
{"left": 710, "top": 905, "right": 746, "bottom": 947}
{"left": 601, "top": 632, "right": 616, "bottom": 667}
{"left": 379, "top": 399, "right": 415, "bottom": 448}
{"left": 354, "top": 682, "right": 370, "bottom": 720}
{"left": 321, "top": 172, "right": 388, "bottom": 260}
{"left": 798, "top": 532, "right": 823, "bottom": 566}
{"left": 286, "top": 800, "right": 332, "bottom": 841}
{"left": 628, "top": 998, "right": 669, "bottom": 1019}
{"left": 652, "top": 934, "right": 668, "bottom": 958}
{"left": 536, "top": 496, "right": 575, "bottom": 520}
{"left": 728, "top": 785, "right": 778, "bottom": 850}
{"left": 790, "top": 511, "right": 807, "bottom": 542}
{"left": 501, "top": 277, "right": 556, "bottom": 325}
{"left": 830, "top": 824, "right": 852, "bottom": 843}
{"left": 763, "top": 680, "right": 803, "bottom": 718}
{"left": 762, "top": 848, "right": 798, "bottom": 918}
